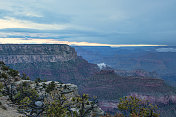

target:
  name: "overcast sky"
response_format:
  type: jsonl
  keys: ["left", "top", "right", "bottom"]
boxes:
{"left": 0, "top": 0, "right": 175, "bottom": 46}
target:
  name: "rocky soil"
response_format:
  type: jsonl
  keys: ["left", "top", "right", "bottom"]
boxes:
{"left": 0, "top": 96, "right": 24, "bottom": 117}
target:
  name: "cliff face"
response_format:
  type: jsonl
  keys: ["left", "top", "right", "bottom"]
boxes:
{"left": 0, "top": 44, "right": 77, "bottom": 64}
{"left": 0, "top": 44, "right": 99, "bottom": 83}
{"left": 74, "top": 46, "right": 176, "bottom": 87}
{"left": 80, "top": 72, "right": 176, "bottom": 100}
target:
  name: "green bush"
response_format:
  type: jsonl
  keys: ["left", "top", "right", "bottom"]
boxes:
{"left": 19, "top": 97, "right": 31, "bottom": 109}
{"left": 46, "top": 100, "right": 68, "bottom": 117}
{"left": 0, "top": 73, "right": 8, "bottom": 79}
{"left": 45, "top": 81, "right": 56, "bottom": 93}
{"left": 118, "top": 96, "right": 160, "bottom": 117}
{"left": 0, "top": 82, "right": 3, "bottom": 91}
{"left": 21, "top": 73, "right": 30, "bottom": 80}
{"left": 8, "top": 69, "right": 19, "bottom": 77}
{"left": 14, "top": 88, "right": 38, "bottom": 104}
{"left": 1, "top": 65, "right": 9, "bottom": 71}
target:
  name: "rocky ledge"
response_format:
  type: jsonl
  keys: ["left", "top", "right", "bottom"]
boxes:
{"left": 0, "top": 44, "right": 77, "bottom": 64}
{"left": 0, "top": 62, "right": 104, "bottom": 117}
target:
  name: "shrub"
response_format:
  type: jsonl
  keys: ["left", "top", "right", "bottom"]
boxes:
{"left": 0, "top": 82, "right": 4, "bottom": 91}
{"left": 21, "top": 73, "right": 30, "bottom": 80}
{"left": 8, "top": 69, "right": 19, "bottom": 77}
{"left": 14, "top": 88, "right": 38, "bottom": 104}
{"left": 45, "top": 81, "right": 55, "bottom": 93}
{"left": 0, "top": 61, "right": 5, "bottom": 65}
{"left": 19, "top": 97, "right": 31, "bottom": 109}
{"left": 46, "top": 100, "right": 68, "bottom": 117}
{"left": 72, "top": 94, "right": 98, "bottom": 117}
{"left": 0, "top": 73, "right": 8, "bottom": 79}
{"left": 1, "top": 65, "right": 9, "bottom": 71}
{"left": 117, "top": 96, "right": 159, "bottom": 117}
{"left": 42, "top": 83, "right": 46, "bottom": 89}
{"left": 35, "top": 78, "right": 42, "bottom": 83}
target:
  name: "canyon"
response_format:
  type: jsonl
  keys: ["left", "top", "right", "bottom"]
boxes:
{"left": 0, "top": 44, "right": 176, "bottom": 116}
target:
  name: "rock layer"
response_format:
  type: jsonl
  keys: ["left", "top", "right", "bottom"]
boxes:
{"left": 0, "top": 44, "right": 77, "bottom": 64}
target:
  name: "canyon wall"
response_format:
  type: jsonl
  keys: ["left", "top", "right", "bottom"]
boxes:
{"left": 0, "top": 44, "right": 77, "bottom": 64}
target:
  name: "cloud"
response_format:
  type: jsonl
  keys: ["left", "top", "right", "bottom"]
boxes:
{"left": 0, "top": 8, "right": 70, "bottom": 24}
{"left": 0, "top": 17, "right": 70, "bottom": 30}
{"left": 0, "top": 38, "right": 166, "bottom": 47}
{"left": 0, "top": 0, "right": 176, "bottom": 45}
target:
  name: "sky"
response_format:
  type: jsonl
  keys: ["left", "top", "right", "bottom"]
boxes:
{"left": 0, "top": 0, "right": 176, "bottom": 46}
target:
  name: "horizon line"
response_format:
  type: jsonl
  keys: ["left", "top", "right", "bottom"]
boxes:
{"left": 0, "top": 38, "right": 167, "bottom": 47}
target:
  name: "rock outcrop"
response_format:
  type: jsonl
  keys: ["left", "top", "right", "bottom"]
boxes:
{"left": 0, "top": 44, "right": 77, "bottom": 64}
{"left": 0, "top": 62, "right": 105, "bottom": 117}
{"left": 0, "top": 44, "right": 99, "bottom": 83}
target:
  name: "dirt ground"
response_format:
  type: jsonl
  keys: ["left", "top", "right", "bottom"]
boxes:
{"left": 0, "top": 96, "right": 25, "bottom": 117}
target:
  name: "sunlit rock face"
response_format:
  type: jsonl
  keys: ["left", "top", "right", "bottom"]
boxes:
{"left": 0, "top": 44, "right": 77, "bottom": 64}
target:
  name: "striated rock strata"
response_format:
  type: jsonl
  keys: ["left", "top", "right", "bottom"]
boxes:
{"left": 0, "top": 44, "right": 99, "bottom": 83}
{"left": 0, "top": 44, "right": 77, "bottom": 64}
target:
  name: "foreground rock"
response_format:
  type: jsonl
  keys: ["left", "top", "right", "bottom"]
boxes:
{"left": 0, "top": 62, "right": 104, "bottom": 117}
{"left": 0, "top": 96, "right": 25, "bottom": 117}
